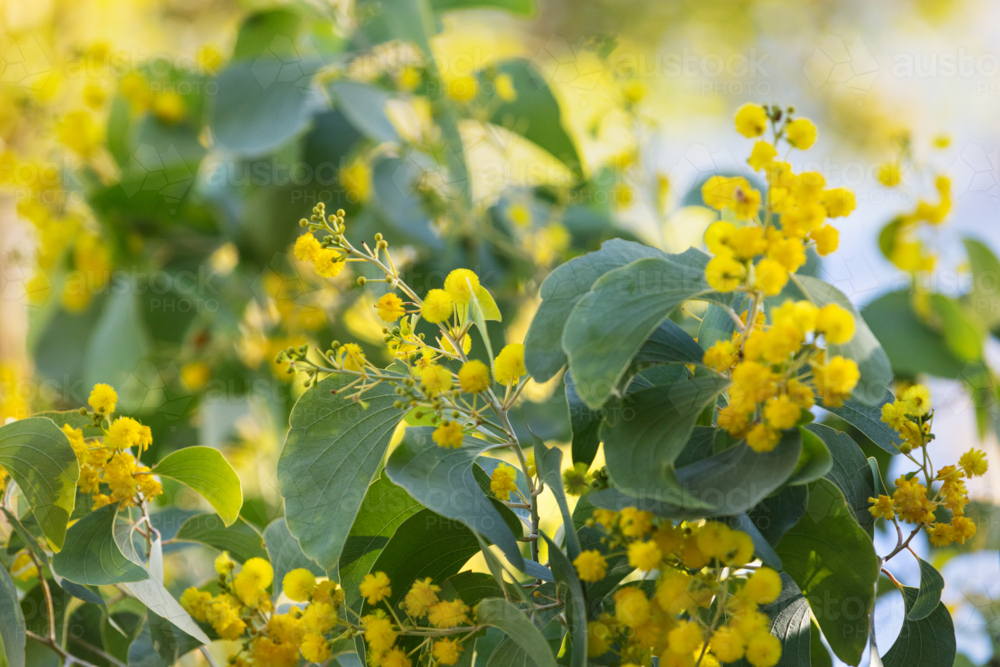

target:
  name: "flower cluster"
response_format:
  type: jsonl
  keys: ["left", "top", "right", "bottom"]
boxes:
{"left": 62, "top": 384, "right": 162, "bottom": 509}
{"left": 574, "top": 508, "right": 783, "bottom": 667}
{"left": 703, "top": 298, "right": 859, "bottom": 452}
{"left": 703, "top": 104, "right": 853, "bottom": 298}
{"left": 181, "top": 555, "right": 347, "bottom": 665}
{"left": 869, "top": 385, "right": 987, "bottom": 548}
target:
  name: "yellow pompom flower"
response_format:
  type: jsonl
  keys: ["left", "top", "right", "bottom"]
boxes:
{"left": 362, "top": 614, "right": 397, "bottom": 653}
{"left": 703, "top": 340, "right": 738, "bottom": 372}
{"left": 359, "top": 571, "right": 392, "bottom": 605}
{"left": 767, "top": 236, "right": 806, "bottom": 273}
{"left": 428, "top": 599, "right": 470, "bottom": 628}
{"left": 382, "top": 648, "right": 413, "bottom": 667}
{"left": 340, "top": 343, "right": 366, "bottom": 372}
{"left": 811, "top": 224, "right": 840, "bottom": 256}
{"left": 753, "top": 258, "right": 789, "bottom": 296}
{"left": 446, "top": 75, "right": 478, "bottom": 102}
{"left": 764, "top": 395, "right": 800, "bottom": 430}
{"left": 403, "top": 578, "right": 440, "bottom": 617}
{"left": 743, "top": 567, "right": 782, "bottom": 605}
{"left": 710, "top": 626, "right": 746, "bottom": 662}
{"left": 433, "top": 421, "right": 464, "bottom": 449}
{"left": 107, "top": 417, "right": 145, "bottom": 450}
{"left": 234, "top": 558, "right": 274, "bottom": 607}
{"left": 815, "top": 304, "right": 855, "bottom": 344}
{"left": 959, "top": 448, "right": 989, "bottom": 477}
{"left": 421, "top": 289, "right": 454, "bottom": 323}
{"left": 735, "top": 103, "right": 768, "bottom": 138}
{"left": 588, "top": 620, "right": 612, "bottom": 657}
{"left": 881, "top": 400, "right": 908, "bottom": 430}
{"left": 952, "top": 515, "right": 976, "bottom": 543}
{"left": 813, "top": 356, "right": 860, "bottom": 407}
{"left": 748, "top": 141, "right": 777, "bottom": 171}
{"left": 494, "top": 344, "right": 526, "bottom": 384}
{"left": 927, "top": 522, "right": 955, "bottom": 547}
{"left": 375, "top": 293, "right": 406, "bottom": 321}
{"left": 902, "top": 384, "right": 932, "bottom": 417}
{"left": 747, "top": 423, "right": 780, "bottom": 453}
{"left": 88, "top": 383, "right": 118, "bottom": 414}
{"left": 573, "top": 549, "right": 608, "bottom": 582}
{"left": 705, "top": 251, "right": 746, "bottom": 293}
{"left": 443, "top": 268, "right": 480, "bottom": 304}
{"left": 432, "top": 638, "right": 463, "bottom": 665}
{"left": 627, "top": 540, "right": 663, "bottom": 572}
{"left": 458, "top": 360, "right": 491, "bottom": 393}
{"left": 614, "top": 586, "right": 651, "bottom": 628}
{"left": 421, "top": 364, "right": 453, "bottom": 396}
{"left": 490, "top": 463, "right": 519, "bottom": 500}
{"left": 294, "top": 234, "right": 322, "bottom": 262}
{"left": 745, "top": 632, "right": 782, "bottom": 667}
{"left": 878, "top": 162, "right": 902, "bottom": 187}
{"left": 152, "top": 91, "right": 186, "bottom": 124}
{"left": 785, "top": 118, "right": 817, "bottom": 149}
{"left": 300, "top": 633, "right": 331, "bottom": 663}
{"left": 730, "top": 226, "right": 767, "bottom": 260}
{"left": 705, "top": 221, "right": 737, "bottom": 253}
{"left": 822, "top": 188, "right": 856, "bottom": 218}
{"left": 282, "top": 568, "right": 316, "bottom": 602}
{"left": 214, "top": 552, "right": 236, "bottom": 575}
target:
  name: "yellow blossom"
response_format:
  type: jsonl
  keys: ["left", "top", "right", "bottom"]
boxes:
{"left": 421, "top": 364, "right": 453, "bottom": 395}
{"left": 88, "top": 384, "right": 118, "bottom": 414}
{"left": 785, "top": 118, "right": 817, "bottom": 149}
{"left": 573, "top": 550, "right": 608, "bottom": 582}
{"left": 902, "top": 384, "right": 932, "bottom": 417}
{"left": 815, "top": 304, "right": 855, "bottom": 345}
{"left": 490, "top": 463, "right": 519, "bottom": 500}
{"left": 421, "top": 289, "right": 453, "bottom": 323}
{"left": 428, "top": 599, "right": 469, "bottom": 628}
{"left": 433, "top": 421, "right": 464, "bottom": 449}
{"left": 959, "top": 448, "right": 989, "bottom": 477}
{"left": 376, "top": 293, "right": 406, "bottom": 321}
{"left": 627, "top": 540, "right": 663, "bottom": 571}
{"left": 494, "top": 344, "right": 525, "bottom": 384}
{"left": 282, "top": 568, "right": 316, "bottom": 602}
{"left": 458, "top": 360, "right": 490, "bottom": 393}
{"left": 735, "top": 103, "right": 768, "bottom": 138}
{"left": 443, "top": 269, "right": 480, "bottom": 304}
{"left": 359, "top": 571, "right": 392, "bottom": 604}
{"left": 403, "top": 578, "right": 440, "bottom": 617}
{"left": 433, "top": 638, "right": 464, "bottom": 665}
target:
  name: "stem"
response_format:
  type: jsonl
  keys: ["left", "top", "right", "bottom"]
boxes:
{"left": 199, "top": 646, "right": 222, "bottom": 667}
{"left": 28, "top": 551, "right": 56, "bottom": 640}
{"left": 25, "top": 630, "right": 101, "bottom": 667}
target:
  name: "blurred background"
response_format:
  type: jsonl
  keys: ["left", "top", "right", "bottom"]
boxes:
{"left": 3, "top": 0, "right": 1000, "bottom": 664}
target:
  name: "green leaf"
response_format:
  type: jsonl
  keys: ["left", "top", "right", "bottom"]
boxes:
{"left": 232, "top": 8, "right": 301, "bottom": 60}
{"left": 264, "top": 518, "right": 325, "bottom": 601}
{"left": 930, "top": 293, "right": 984, "bottom": 362}
{"left": 474, "top": 285, "right": 502, "bottom": 321}
{"left": 787, "top": 426, "right": 833, "bottom": 486}
{"left": 964, "top": 237, "right": 1000, "bottom": 328}
{"left": 487, "top": 640, "right": 536, "bottom": 667}
{"left": 540, "top": 534, "right": 586, "bottom": 667}
{"left": 563, "top": 249, "right": 732, "bottom": 409}
{"left": 882, "top": 586, "right": 955, "bottom": 667}
{"left": 808, "top": 424, "right": 876, "bottom": 536}
{"left": 810, "top": 619, "right": 832, "bottom": 667}
{"left": 698, "top": 297, "right": 746, "bottom": 351}
{"left": 174, "top": 513, "right": 268, "bottom": 564}
{"left": 0, "top": 561, "right": 26, "bottom": 667}
{"left": 440, "top": 571, "right": 505, "bottom": 607}
{"left": 328, "top": 81, "right": 400, "bottom": 143}
{"left": 631, "top": 318, "right": 705, "bottom": 368}
{"left": 600, "top": 376, "right": 729, "bottom": 498}
{"left": 430, "top": 0, "right": 534, "bottom": 15}
{"left": 339, "top": 473, "right": 423, "bottom": 605}
{"left": 533, "top": 436, "right": 580, "bottom": 560}
{"left": 211, "top": 60, "right": 319, "bottom": 158}
{"left": 824, "top": 391, "right": 903, "bottom": 455}
{"left": 565, "top": 373, "right": 602, "bottom": 467}
{"left": 861, "top": 290, "right": 967, "bottom": 379}
{"left": 775, "top": 479, "right": 879, "bottom": 666}
{"left": 356, "top": 0, "right": 435, "bottom": 53}
{"left": 909, "top": 556, "right": 945, "bottom": 622}
{"left": 469, "top": 284, "right": 497, "bottom": 373}
{"left": 127, "top": 613, "right": 202, "bottom": 667}
{"left": 384, "top": 427, "right": 530, "bottom": 575}
{"left": 362, "top": 508, "right": 480, "bottom": 611}
{"left": 790, "top": 275, "right": 892, "bottom": 405}
{"left": 82, "top": 286, "right": 151, "bottom": 399}
{"left": 476, "top": 599, "right": 558, "bottom": 667}
{"left": 53, "top": 505, "right": 148, "bottom": 585}
{"left": 278, "top": 374, "right": 406, "bottom": 571}
{"left": 0, "top": 417, "right": 79, "bottom": 550}
{"left": 747, "top": 485, "right": 808, "bottom": 547}
{"left": 485, "top": 60, "right": 580, "bottom": 177}
{"left": 525, "top": 240, "right": 665, "bottom": 382}
{"left": 152, "top": 447, "right": 242, "bottom": 526}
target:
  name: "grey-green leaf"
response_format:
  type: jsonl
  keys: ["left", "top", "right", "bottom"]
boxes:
{"left": 775, "top": 479, "right": 879, "bottom": 666}
{"left": 0, "top": 561, "right": 25, "bottom": 667}
{"left": 824, "top": 392, "right": 903, "bottom": 455}
{"left": 53, "top": 505, "right": 148, "bottom": 585}
{"left": 540, "top": 534, "right": 586, "bottom": 667}
{"left": 278, "top": 374, "right": 406, "bottom": 571}
{"left": 264, "top": 518, "right": 325, "bottom": 601}
{"left": 476, "top": 598, "right": 558, "bottom": 667}
{"left": 174, "top": 513, "right": 268, "bottom": 564}
{"left": 787, "top": 426, "right": 833, "bottom": 486}
{"left": 152, "top": 446, "right": 243, "bottom": 526}
{"left": 908, "top": 557, "right": 945, "bottom": 622}
{"left": 808, "top": 424, "right": 876, "bottom": 536}
{"left": 882, "top": 585, "right": 955, "bottom": 667}
{"left": 533, "top": 436, "right": 580, "bottom": 560}
{"left": 0, "top": 417, "right": 79, "bottom": 550}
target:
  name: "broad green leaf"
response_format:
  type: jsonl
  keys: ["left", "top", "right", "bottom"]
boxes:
{"left": 474, "top": 285, "right": 502, "bottom": 321}
{"left": 790, "top": 275, "right": 892, "bottom": 405}
{"left": 525, "top": 239, "right": 665, "bottom": 382}
{"left": 808, "top": 424, "right": 876, "bottom": 536}
{"left": 278, "top": 374, "right": 406, "bottom": 571}
{"left": 82, "top": 287, "right": 151, "bottom": 399}
{"left": 600, "top": 376, "right": 729, "bottom": 498}
{"left": 232, "top": 8, "right": 301, "bottom": 60}
{"left": 440, "top": 571, "right": 505, "bottom": 607}
{"left": 882, "top": 586, "right": 955, "bottom": 667}
{"left": 878, "top": 217, "right": 905, "bottom": 258}
{"left": 675, "top": 426, "right": 717, "bottom": 468}
{"left": 0, "top": 562, "right": 26, "bottom": 667}
{"left": 630, "top": 318, "right": 705, "bottom": 368}
{"left": 787, "top": 426, "right": 833, "bottom": 486}
{"left": 908, "top": 557, "right": 945, "bottom": 622}
{"left": 174, "top": 513, "right": 268, "bottom": 564}
{"left": 698, "top": 296, "right": 746, "bottom": 351}
{"left": 589, "top": 430, "right": 802, "bottom": 519}
{"left": 469, "top": 285, "right": 497, "bottom": 373}
{"left": 775, "top": 479, "right": 879, "bottom": 666}
{"left": 540, "top": 534, "right": 586, "bottom": 667}
{"left": 562, "top": 249, "right": 732, "bottom": 409}
{"left": 485, "top": 60, "right": 580, "bottom": 177}
{"left": 487, "top": 640, "right": 536, "bottom": 667}
{"left": 747, "top": 485, "right": 808, "bottom": 547}
{"left": 476, "top": 599, "right": 558, "bottom": 667}
{"left": 533, "top": 436, "right": 580, "bottom": 560}
{"left": 731, "top": 573, "right": 809, "bottom": 667}
{"left": 810, "top": 619, "right": 832, "bottom": 667}
{"left": 127, "top": 613, "right": 203, "bottom": 667}
{"left": 264, "top": 518, "right": 325, "bottom": 601}
{"left": 362, "top": 508, "right": 480, "bottom": 611}
{"left": 964, "top": 237, "right": 1000, "bottom": 328}
{"left": 339, "top": 473, "right": 423, "bottom": 604}
{"left": 328, "top": 81, "right": 400, "bottom": 143}
{"left": 861, "top": 290, "right": 967, "bottom": 379}
{"left": 930, "top": 293, "right": 984, "bottom": 362}
{"left": 0, "top": 417, "right": 79, "bottom": 549}
{"left": 356, "top": 0, "right": 435, "bottom": 53}
{"left": 431, "top": 0, "right": 534, "bottom": 14}
{"left": 153, "top": 447, "right": 242, "bottom": 526}
{"left": 565, "top": 372, "right": 602, "bottom": 467}
{"left": 211, "top": 60, "right": 319, "bottom": 158}
{"left": 385, "top": 427, "right": 530, "bottom": 575}
{"left": 33, "top": 409, "right": 99, "bottom": 435}
{"left": 53, "top": 505, "right": 148, "bottom": 585}
{"left": 824, "top": 392, "right": 903, "bottom": 455}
